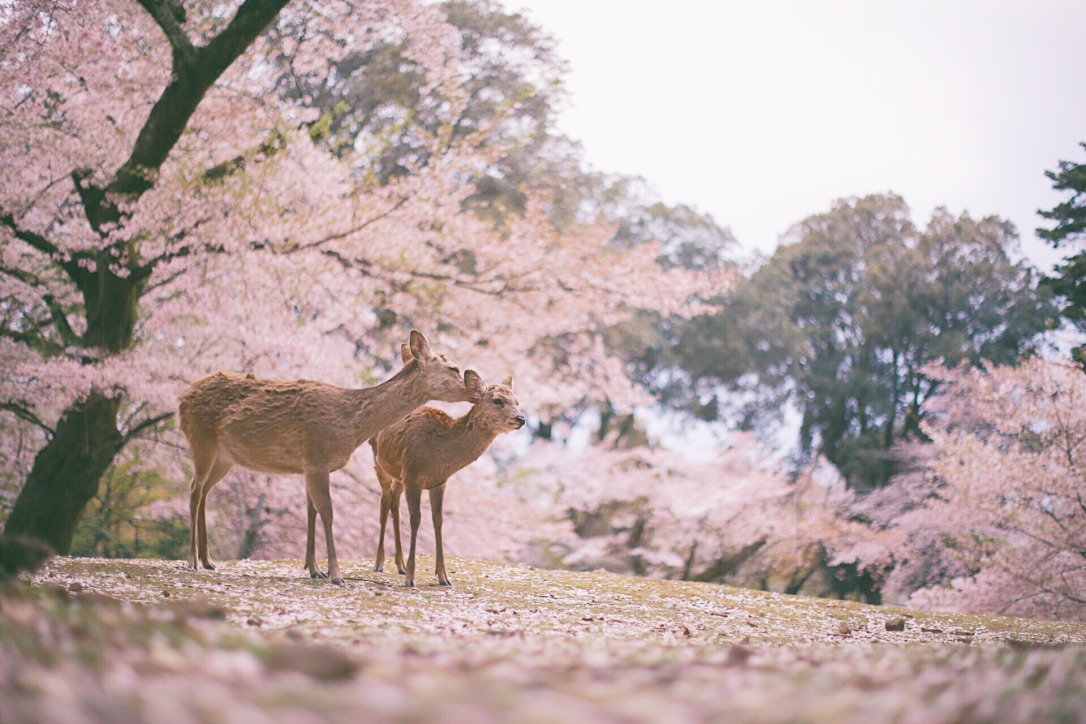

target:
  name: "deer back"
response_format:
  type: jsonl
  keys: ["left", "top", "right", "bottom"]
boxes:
{"left": 178, "top": 330, "right": 471, "bottom": 475}
{"left": 180, "top": 372, "right": 362, "bottom": 474}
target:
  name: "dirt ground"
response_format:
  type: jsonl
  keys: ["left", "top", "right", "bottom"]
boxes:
{"left": 2, "top": 555, "right": 1084, "bottom": 723}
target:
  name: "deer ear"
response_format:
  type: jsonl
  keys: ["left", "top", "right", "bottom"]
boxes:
{"left": 464, "top": 370, "right": 486, "bottom": 400}
{"left": 409, "top": 330, "right": 432, "bottom": 366}
{"left": 501, "top": 375, "right": 513, "bottom": 389}
{"left": 400, "top": 343, "right": 414, "bottom": 366}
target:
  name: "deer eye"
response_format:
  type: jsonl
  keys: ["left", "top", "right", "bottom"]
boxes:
{"left": 492, "top": 398, "right": 504, "bottom": 406}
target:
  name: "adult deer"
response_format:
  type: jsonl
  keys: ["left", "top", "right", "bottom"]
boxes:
{"left": 178, "top": 330, "right": 473, "bottom": 585}
{"left": 370, "top": 370, "right": 525, "bottom": 587}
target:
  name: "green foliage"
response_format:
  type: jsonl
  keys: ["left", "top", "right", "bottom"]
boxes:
{"left": 69, "top": 460, "right": 188, "bottom": 560}
{"left": 272, "top": 0, "right": 571, "bottom": 220}
{"left": 653, "top": 194, "right": 1054, "bottom": 490}
{"left": 1038, "top": 141, "right": 1086, "bottom": 369}
{"left": 1038, "top": 141, "right": 1086, "bottom": 246}
{"left": 613, "top": 200, "right": 737, "bottom": 271}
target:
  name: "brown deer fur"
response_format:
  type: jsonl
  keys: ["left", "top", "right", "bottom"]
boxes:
{"left": 370, "top": 370, "right": 525, "bottom": 587}
{"left": 178, "top": 330, "right": 473, "bottom": 585}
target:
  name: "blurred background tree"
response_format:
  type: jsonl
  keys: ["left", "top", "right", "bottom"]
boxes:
{"left": 636, "top": 193, "right": 1054, "bottom": 490}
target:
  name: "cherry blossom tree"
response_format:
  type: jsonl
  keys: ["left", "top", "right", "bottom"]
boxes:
{"left": 1, "top": 0, "right": 293, "bottom": 551}
{"left": 880, "top": 359, "right": 1086, "bottom": 620}
{"left": 0, "top": 1, "right": 716, "bottom": 553}
{"left": 418, "top": 429, "right": 896, "bottom": 601}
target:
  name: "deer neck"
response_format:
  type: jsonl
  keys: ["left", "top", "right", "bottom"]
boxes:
{"left": 449, "top": 408, "right": 501, "bottom": 466}
{"left": 350, "top": 366, "right": 430, "bottom": 445}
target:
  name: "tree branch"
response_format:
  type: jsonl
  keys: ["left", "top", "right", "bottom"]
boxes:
{"left": 0, "top": 322, "right": 67, "bottom": 358}
{"left": 0, "top": 263, "right": 42, "bottom": 288}
{"left": 122, "top": 411, "right": 175, "bottom": 445}
{"left": 136, "top": 0, "right": 196, "bottom": 65}
{"left": 0, "top": 402, "right": 55, "bottom": 437}
{"left": 202, "top": 128, "right": 288, "bottom": 184}
{"left": 43, "top": 294, "right": 81, "bottom": 347}
{"left": 112, "top": 0, "right": 291, "bottom": 196}
{"left": 2, "top": 206, "right": 89, "bottom": 289}
{"left": 1, "top": 212, "right": 60, "bottom": 258}
{"left": 284, "top": 193, "right": 412, "bottom": 254}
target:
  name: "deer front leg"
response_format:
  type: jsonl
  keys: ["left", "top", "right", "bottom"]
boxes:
{"left": 430, "top": 483, "right": 451, "bottom": 586}
{"left": 306, "top": 469, "right": 342, "bottom": 585}
{"left": 189, "top": 457, "right": 232, "bottom": 571}
{"left": 390, "top": 480, "right": 405, "bottom": 574}
{"left": 404, "top": 482, "right": 423, "bottom": 588}
{"left": 304, "top": 491, "right": 326, "bottom": 579}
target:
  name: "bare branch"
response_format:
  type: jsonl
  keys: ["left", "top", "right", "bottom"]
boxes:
{"left": 284, "top": 193, "right": 411, "bottom": 254}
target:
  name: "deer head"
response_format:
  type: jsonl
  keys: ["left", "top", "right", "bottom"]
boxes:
{"left": 401, "top": 330, "right": 475, "bottom": 404}
{"left": 464, "top": 370, "right": 526, "bottom": 431}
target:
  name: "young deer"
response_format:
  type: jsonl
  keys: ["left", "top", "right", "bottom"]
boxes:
{"left": 178, "top": 330, "right": 474, "bottom": 585}
{"left": 370, "top": 370, "right": 525, "bottom": 587}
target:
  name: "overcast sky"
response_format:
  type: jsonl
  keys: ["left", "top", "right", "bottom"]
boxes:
{"left": 508, "top": 0, "right": 1086, "bottom": 271}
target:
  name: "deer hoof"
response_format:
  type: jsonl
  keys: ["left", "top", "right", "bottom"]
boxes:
{"left": 439, "top": 579, "right": 452, "bottom": 587}
{"left": 202, "top": 562, "right": 216, "bottom": 571}
{"left": 374, "top": 564, "right": 383, "bottom": 573}
{"left": 331, "top": 577, "right": 345, "bottom": 587}
{"left": 405, "top": 579, "right": 415, "bottom": 588}
{"left": 310, "top": 570, "right": 328, "bottom": 580}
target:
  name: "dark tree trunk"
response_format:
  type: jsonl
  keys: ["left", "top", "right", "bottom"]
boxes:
{"left": 4, "top": 261, "right": 141, "bottom": 553}
{"left": 3, "top": 265, "right": 142, "bottom": 553}
{"left": 3, "top": 390, "right": 124, "bottom": 554}
{"left": 1, "top": 0, "right": 290, "bottom": 555}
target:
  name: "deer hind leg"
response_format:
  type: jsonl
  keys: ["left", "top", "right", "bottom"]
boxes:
{"left": 187, "top": 448, "right": 232, "bottom": 571}
{"left": 187, "top": 445, "right": 215, "bottom": 570}
{"left": 305, "top": 469, "right": 342, "bottom": 585}
{"left": 196, "top": 458, "right": 233, "bottom": 570}
{"left": 404, "top": 481, "right": 423, "bottom": 588}
{"left": 429, "top": 483, "right": 451, "bottom": 586}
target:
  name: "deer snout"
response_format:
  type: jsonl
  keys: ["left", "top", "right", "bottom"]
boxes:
{"left": 514, "top": 415, "right": 526, "bottom": 428}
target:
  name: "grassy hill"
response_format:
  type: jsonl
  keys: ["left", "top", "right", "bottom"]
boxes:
{"left": 3, "top": 555, "right": 1085, "bottom": 723}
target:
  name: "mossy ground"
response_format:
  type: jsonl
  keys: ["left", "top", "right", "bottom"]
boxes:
{"left": 2, "top": 555, "right": 1084, "bottom": 723}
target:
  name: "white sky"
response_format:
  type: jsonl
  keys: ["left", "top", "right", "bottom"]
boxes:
{"left": 508, "top": 0, "right": 1086, "bottom": 271}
